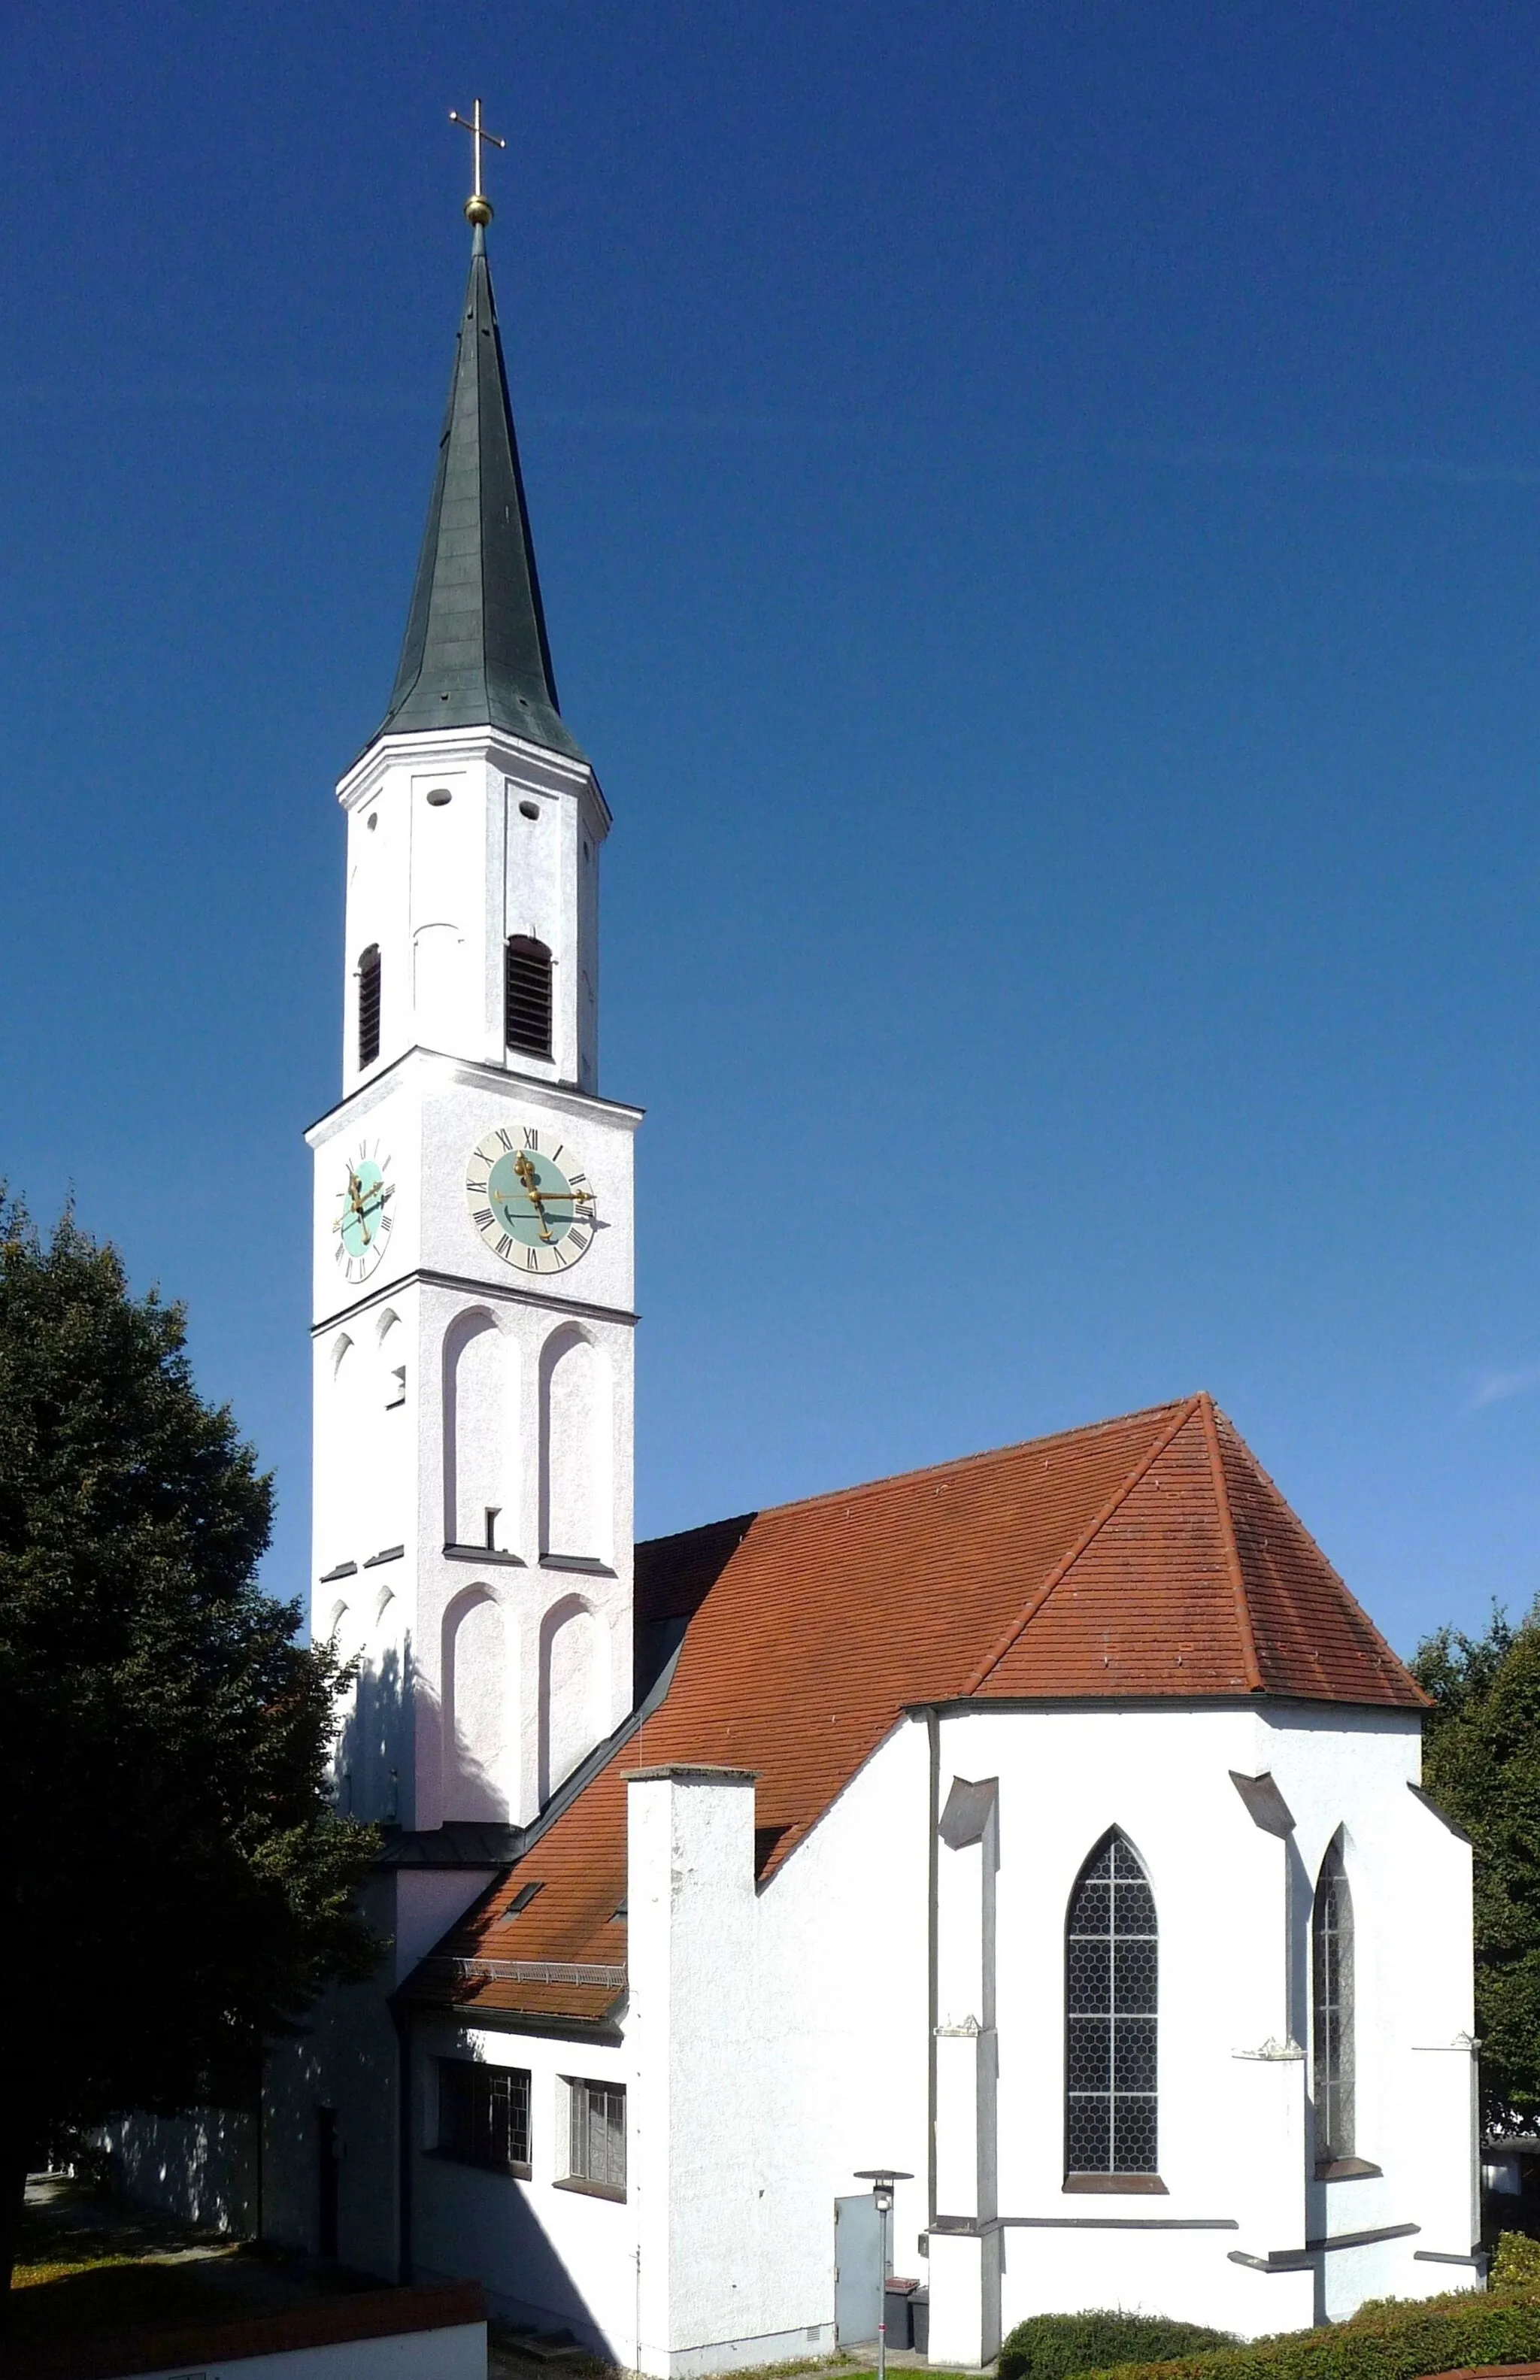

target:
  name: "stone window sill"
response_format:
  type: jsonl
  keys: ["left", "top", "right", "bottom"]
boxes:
{"left": 363, "top": 1545, "right": 405, "bottom": 1568}
{"left": 540, "top": 1554, "right": 617, "bottom": 1577}
{"left": 444, "top": 1543, "right": 526, "bottom": 1566}
{"left": 424, "top": 2147, "right": 530, "bottom": 2182}
{"left": 553, "top": 2175, "right": 626, "bottom": 2203}
{"left": 1316, "top": 2157, "right": 1381, "bottom": 2181}
{"left": 1063, "top": 2174, "right": 1169, "bottom": 2196}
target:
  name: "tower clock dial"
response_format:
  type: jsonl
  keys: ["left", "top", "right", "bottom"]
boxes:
{"left": 333, "top": 1141, "right": 396, "bottom": 1284}
{"left": 465, "top": 1125, "right": 596, "bottom": 1275}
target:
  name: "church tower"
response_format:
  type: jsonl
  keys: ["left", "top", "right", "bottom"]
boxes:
{"left": 305, "top": 186, "right": 638, "bottom": 1836}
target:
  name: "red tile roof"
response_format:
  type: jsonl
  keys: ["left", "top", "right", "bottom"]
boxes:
{"left": 405, "top": 1394, "right": 1423, "bottom": 2024}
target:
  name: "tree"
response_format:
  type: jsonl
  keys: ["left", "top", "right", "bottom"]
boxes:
{"left": 1414, "top": 1602, "right": 1540, "bottom": 2130}
{"left": 0, "top": 1200, "right": 379, "bottom": 2299}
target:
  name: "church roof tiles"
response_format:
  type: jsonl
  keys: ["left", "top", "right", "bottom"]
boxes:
{"left": 402, "top": 1393, "right": 1424, "bottom": 2026}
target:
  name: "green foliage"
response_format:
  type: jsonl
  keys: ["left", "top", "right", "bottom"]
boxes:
{"left": 1491, "top": 2230, "right": 1540, "bottom": 2288}
{"left": 1077, "top": 2282, "right": 1535, "bottom": 2380}
{"left": 0, "top": 1201, "right": 380, "bottom": 2187}
{"left": 1411, "top": 1601, "right": 1540, "bottom": 2124}
{"left": 999, "top": 2312, "right": 1237, "bottom": 2380}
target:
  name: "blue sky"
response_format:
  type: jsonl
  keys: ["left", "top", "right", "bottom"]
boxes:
{"left": 5, "top": 2, "right": 1540, "bottom": 1656}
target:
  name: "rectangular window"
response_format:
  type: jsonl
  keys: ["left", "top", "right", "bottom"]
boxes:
{"left": 565, "top": 2076, "right": 626, "bottom": 2197}
{"left": 437, "top": 2057, "right": 530, "bottom": 2176}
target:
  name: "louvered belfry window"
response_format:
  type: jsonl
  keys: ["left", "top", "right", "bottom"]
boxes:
{"left": 505, "top": 935, "right": 553, "bottom": 1058}
{"left": 1313, "top": 1837, "right": 1355, "bottom": 2164}
{"left": 1066, "top": 1830, "right": 1159, "bottom": 2177}
{"left": 357, "top": 945, "right": 382, "bottom": 1069}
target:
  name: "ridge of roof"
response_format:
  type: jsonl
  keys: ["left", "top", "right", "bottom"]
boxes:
{"left": 960, "top": 1394, "right": 1202, "bottom": 1696}
{"left": 1199, "top": 1390, "right": 1264, "bottom": 1693}
{"left": 681, "top": 1396, "right": 1197, "bottom": 1539}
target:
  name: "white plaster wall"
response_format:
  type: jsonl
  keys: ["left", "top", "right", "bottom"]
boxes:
{"left": 336, "top": 727, "right": 608, "bottom": 1095}
{"left": 411, "top": 2015, "right": 638, "bottom": 2355}
{"left": 96, "top": 2107, "right": 256, "bottom": 2235}
{"left": 120, "top": 2321, "right": 486, "bottom": 2380}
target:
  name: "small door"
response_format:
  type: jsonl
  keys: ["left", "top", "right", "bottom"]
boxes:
{"left": 835, "top": 2193, "right": 882, "bottom": 2344}
{"left": 316, "top": 2106, "right": 340, "bottom": 2260}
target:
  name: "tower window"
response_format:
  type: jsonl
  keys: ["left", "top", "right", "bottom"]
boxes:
{"left": 505, "top": 936, "right": 553, "bottom": 1058}
{"left": 357, "top": 945, "right": 381, "bottom": 1068}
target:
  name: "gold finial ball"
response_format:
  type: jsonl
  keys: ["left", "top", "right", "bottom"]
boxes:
{"left": 464, "top": 194, "right": 493, "bottom": 227}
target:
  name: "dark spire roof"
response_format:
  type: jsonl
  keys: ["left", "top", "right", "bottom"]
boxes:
{"left": 374, "top": 227, "right": 585, "bottom": 761}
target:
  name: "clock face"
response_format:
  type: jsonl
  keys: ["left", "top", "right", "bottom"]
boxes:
{"left": 333, "top": 1141, "right": 396, "bottom": 1284}
{"left": 465, "top": 1125, "right": 596, "bottom": 1275}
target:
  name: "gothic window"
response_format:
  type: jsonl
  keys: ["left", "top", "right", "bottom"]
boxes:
{"left": 1313, "top": 1836, "right": 1355, "bottom": 2166}
{"left": 1065, "top": 1830, "right": 1158, "bottom": 2178}
{"left": 357, "top": 944, "right": 381, "bottom": 1067}
{"left": 505, "top": 935, "right": 553, "bottom": 1057}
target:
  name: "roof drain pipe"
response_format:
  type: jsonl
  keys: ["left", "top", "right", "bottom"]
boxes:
{"left": 926, "top": 1705, "right": 941, "bottom": 2234}
{"left": 392, "top": 2002, "right": 414, "bottom": 2284}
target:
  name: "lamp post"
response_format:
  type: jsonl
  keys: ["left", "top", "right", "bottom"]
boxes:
{"left": 854, "top": 2169, "right": 913, "bottom": 2380}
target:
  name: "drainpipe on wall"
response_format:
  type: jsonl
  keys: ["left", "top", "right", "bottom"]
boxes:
{"left": 391, "top": 2003, "right": 414, "bottom": 2284}
{"left": 926, "top": 1707, "right": 941, "bottom": 2231}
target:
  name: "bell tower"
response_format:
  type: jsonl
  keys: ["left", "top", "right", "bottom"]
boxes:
{"left": 305, "top": 144, "right": 639, "bottom": 1836}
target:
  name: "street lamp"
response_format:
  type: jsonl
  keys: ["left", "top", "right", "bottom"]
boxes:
{"left": 854, "top": 2169, "right": 913, "bottom": 2380}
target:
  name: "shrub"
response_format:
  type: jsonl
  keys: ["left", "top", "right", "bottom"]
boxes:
{"left": 1081, "top": 2279, "right": 1539, "bottom": 2380}
{"left": 1493, "top": 2230, "right": 1540, "bottom": 2291}
{"left": 999, "top": 2312, "right": 1238, "bottom": 2380}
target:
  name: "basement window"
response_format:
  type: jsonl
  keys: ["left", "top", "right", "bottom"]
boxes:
{"left": 436, "top": 2057, "right": 530, "bottom": 2178}
{"left": 505, "top": 935, "right": 553, "bottom": 1058}
{"left": 559, "top": 2077, "right": 626, "bottom": 2200}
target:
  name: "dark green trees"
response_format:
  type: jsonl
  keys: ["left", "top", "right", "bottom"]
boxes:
{"left": 0, "top": 1202, "right": 378, "bottom": 2297}
{"left": 1414, "top": 1603, "right": 1540, "bottom": 2129}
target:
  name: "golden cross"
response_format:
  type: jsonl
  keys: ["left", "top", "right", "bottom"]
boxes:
{"left": 450, "top": 98, "right": 506, "bottom": 226}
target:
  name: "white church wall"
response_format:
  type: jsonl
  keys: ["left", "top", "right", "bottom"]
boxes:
{"left": 96, "top": 2106, "right": 257, "bottom": 2235}
{"left": 502, "top": 1696, "right": 1470, "bottom": 2376}
{"left": 442, "top": 1308, "right": 517, "bottom": 1550}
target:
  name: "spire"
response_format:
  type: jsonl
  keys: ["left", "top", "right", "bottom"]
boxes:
{"left": 374, "top": 224, "right": 585, "bottom": 761}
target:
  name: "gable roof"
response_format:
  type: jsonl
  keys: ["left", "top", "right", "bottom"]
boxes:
{"left": 403, "top": 1393, "right": 1423, "bottom": 2027}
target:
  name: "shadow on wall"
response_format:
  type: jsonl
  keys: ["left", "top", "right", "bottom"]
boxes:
{"left": 331, "top": 1635, "right": 505, "bottom": 1830}
{"left": 333, "top": 1638, "right": 414, "bottom": 1823}
{"left": 97, "top": 2105, "right": 258, "bottom": 2234}
{"left": 418, "top": 2040, "right": 622, "bottom": 2353}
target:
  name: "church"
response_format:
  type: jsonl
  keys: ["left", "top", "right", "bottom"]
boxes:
{"left": 115, "top": 147, "right": 1481, "bottom": 2375}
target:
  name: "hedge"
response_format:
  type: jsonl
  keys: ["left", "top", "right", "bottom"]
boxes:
{"left": 1075, "top": 2281, "right": 1538, "bottom": 2380}
{"left": 999, "top": 2312, "right": 1237, "bottom": 2380}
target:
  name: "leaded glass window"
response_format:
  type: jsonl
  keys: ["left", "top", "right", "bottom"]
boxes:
{"left": 1312, "top": 1836, "right": 1354, "bottom": 2165}
{"left": 1065, "top": 1830, "right": 1158, "bottom": 2176}
{"left": 567, "top": 2076, "right": 626, "bottom": 2196}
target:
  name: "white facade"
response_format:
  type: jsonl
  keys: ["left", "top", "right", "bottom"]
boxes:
{"left": 391, "top": 1705, "right": 1477, "bottom": 2372}
{"left": 308, "top": 721, "right": 639, "bottom": 1833}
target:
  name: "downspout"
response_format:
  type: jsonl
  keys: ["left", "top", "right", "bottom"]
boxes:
{"left": 926, "top": 1706, "right": 941, "bottom": 2231}
{"left": 392, "top": 2003, "right": 414, "bottom": 2284}
{"left": 253, "top": 2048, "right": 265, "bottom": 2245}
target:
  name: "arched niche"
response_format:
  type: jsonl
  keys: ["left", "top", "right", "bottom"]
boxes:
{"left": 540, "top": 1327, "right": 612, "bottom": 1564}
{"left": 538, "top": 1595, "right": 609, "bottom": 1805}
{"left": 443, "top": 1309, "right": 516, "bottom": 1551}
{"left": 441, "top": 1587, "right": 513, "bottom": 1821}
{"left": 368, "top": 1309, "right": 407, "bottom": 1548}
{"left": 413, "top": 921, "right": 465, "bottom": 1047}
